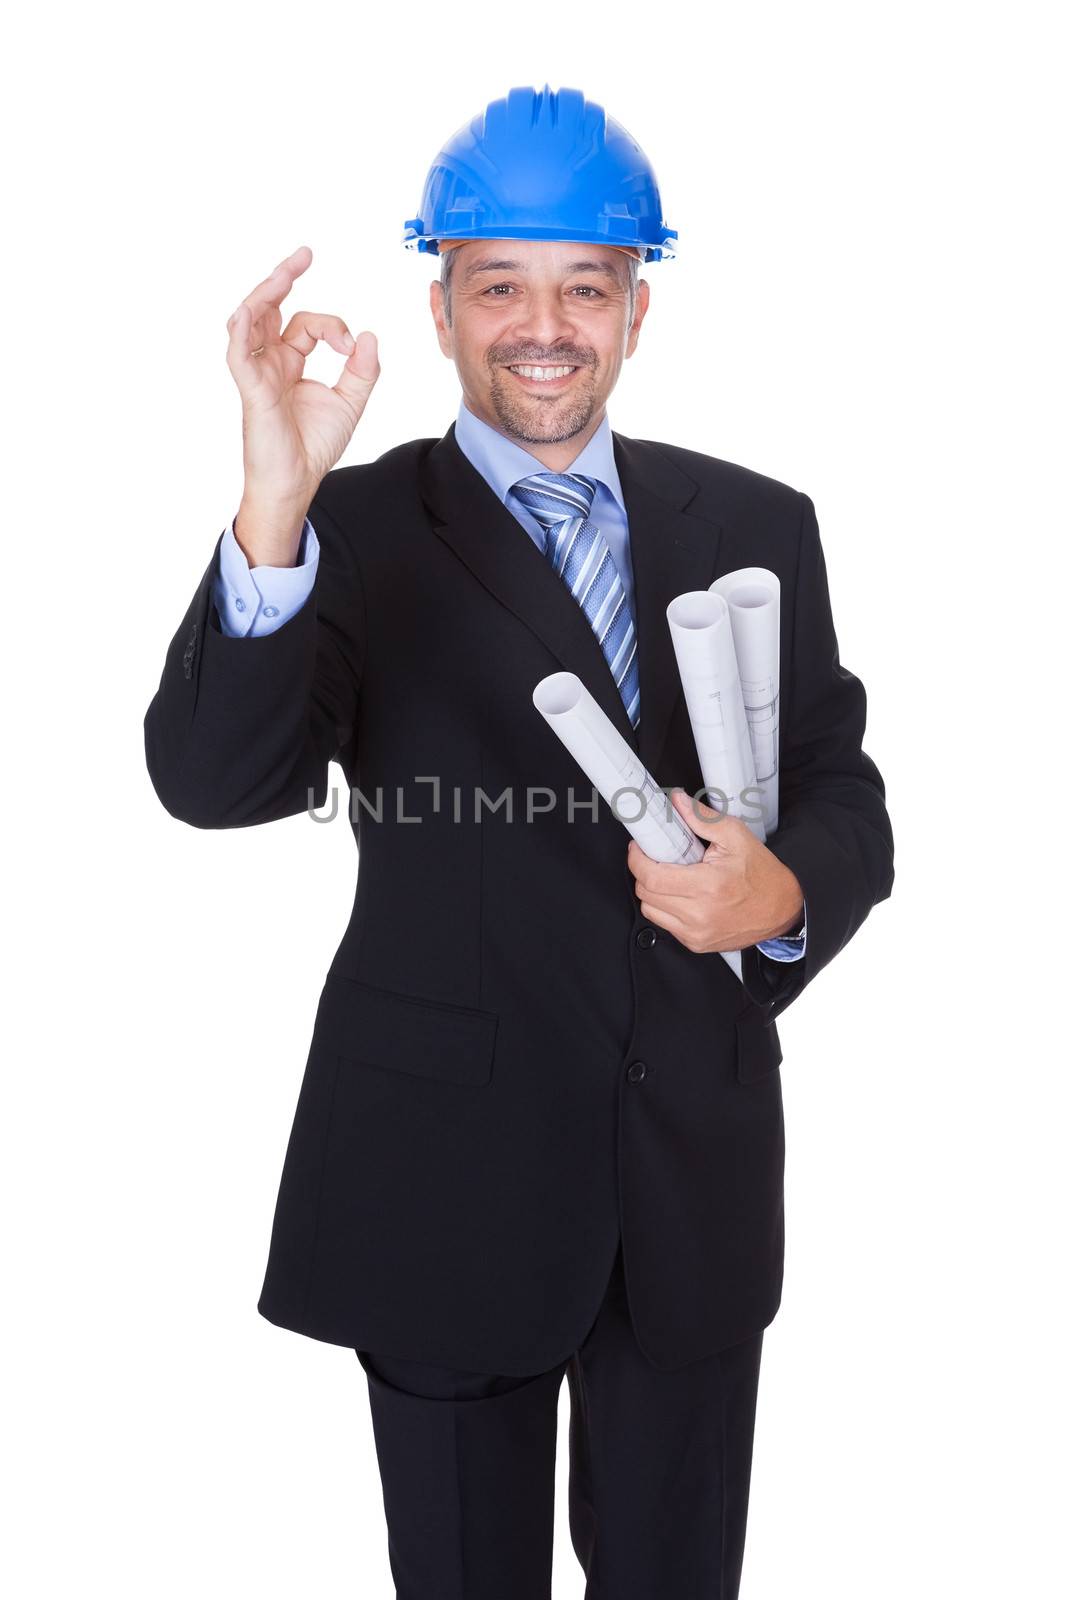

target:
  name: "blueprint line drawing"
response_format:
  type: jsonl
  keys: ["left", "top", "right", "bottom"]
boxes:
{"left": 707, "top": 567, "right": 781, "bottom": 838}
{"left": 666, "top": 590, "right": 766, "bottom": 843}
{"left": 657, "top": 565, "right": 782, "bottom": 978}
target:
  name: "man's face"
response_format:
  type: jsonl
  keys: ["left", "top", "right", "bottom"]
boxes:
{"left": 430, "top": 240, "right": 650, "bottom": 448}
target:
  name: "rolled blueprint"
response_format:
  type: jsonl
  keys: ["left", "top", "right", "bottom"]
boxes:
{"left": 666, "top": 591, "right": 767, "bottom": 843}
{"left": 532, "top": 671, "right": 744, "bottom": 981}
{"left": 709, "top": 568, "right": 780, "bottom": 838}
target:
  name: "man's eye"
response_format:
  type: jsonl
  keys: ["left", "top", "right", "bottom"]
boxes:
{"left": 481, "top": 283, "right": 602, "bottom": 297}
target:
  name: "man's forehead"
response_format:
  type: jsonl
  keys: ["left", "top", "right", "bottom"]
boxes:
{"left": 453, "top": 243, "right": 633, "bottom": 282}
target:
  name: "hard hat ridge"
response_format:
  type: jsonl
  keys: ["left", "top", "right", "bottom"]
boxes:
{"left": 403, "top": 85, "right": 677, "bottom": 262}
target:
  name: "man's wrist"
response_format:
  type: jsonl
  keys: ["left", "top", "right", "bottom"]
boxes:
{"left": 764, "top": 865, "right": 805, "bottom": 940}
{"left": 234, "top": 497, "right": 312, "bottom": 569}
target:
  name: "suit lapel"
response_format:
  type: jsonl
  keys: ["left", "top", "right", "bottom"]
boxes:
{"left": 612, "top": 433, "right": 725, "bottom": 780}
{"left": 419, "top": 422, "right": 724, "bottom": 780}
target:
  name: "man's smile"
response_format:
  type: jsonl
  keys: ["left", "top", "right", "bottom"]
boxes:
{"left": 504, "top": 363, "right": 582, "bottom": 389}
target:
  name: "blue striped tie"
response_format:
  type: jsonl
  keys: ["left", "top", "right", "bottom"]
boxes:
{"left": 512, "top": 471, "right": 640, "bottom": 729}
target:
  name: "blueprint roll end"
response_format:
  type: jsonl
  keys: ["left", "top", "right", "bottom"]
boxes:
{"left": 726, "top": 581, "right": 776, "bottom": 611}
{"left": 532, "top": 671, "right": 582, "bottom": 718}
{"left": 666, "top": 590, "right": 728, "bottom": 632}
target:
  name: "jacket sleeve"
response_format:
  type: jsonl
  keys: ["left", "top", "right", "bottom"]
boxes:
{"left": 143, "top": 476, "right": 364, "bottom": 829}
{"left": 740, "top": 492, "right": 894, "bottom": 1016}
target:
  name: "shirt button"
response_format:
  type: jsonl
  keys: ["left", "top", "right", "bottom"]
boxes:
{"left": 626, "top": 1061, "right": 647, "bottom": 1084}
{"left": 636, "top": 927, "right": 657, "bottom": 949}
{"left": 234, "top": 597, "right": 246, "bottom": 612}
{"left": 262, "top": 605, "right": 279, "bottom": 617}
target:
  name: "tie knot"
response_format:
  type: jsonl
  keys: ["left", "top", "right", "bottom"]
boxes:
{"left": 511, "top": 471, "right": 597, "bottom": 527}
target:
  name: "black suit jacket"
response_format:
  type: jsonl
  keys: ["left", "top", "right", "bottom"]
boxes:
{"left": 144, "top": 422, "right": 894, "bottom": 1374}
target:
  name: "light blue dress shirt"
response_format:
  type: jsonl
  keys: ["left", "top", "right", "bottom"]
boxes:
{"left": 212, "top": 398, "right": 806, "bottom": 961}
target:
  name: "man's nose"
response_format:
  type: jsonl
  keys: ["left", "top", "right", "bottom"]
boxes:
{"left": 509, "top": 291, "right": 579, "bottom": 349}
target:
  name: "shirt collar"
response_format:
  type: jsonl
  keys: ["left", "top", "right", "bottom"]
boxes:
{"left": 454, "top": 395, "right": 624, "bottom": 510}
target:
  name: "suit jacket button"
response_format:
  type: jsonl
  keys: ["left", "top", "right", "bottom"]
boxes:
{"left": 636, "top": 927, "right": 657, "bottom": 949}
{"left": 627, "top": 1061, "right": 647, "bottom": 1084}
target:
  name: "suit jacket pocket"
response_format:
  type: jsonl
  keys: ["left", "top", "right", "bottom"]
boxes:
{"left": 735, "top": 1003, "right": 783, "bottom": 1084}
{"left": 312, "top": 974, "right": 498, "bottom": 1086}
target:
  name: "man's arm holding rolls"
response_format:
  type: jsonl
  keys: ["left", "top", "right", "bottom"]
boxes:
{"left": 737, "top": 491, "right": 895, "bottom": 1015}
{"left": 628, "top": 490, "right": 894, "bottom": 1015}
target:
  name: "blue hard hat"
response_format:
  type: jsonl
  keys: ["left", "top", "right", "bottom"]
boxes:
{"left": 403, "top": 85, "right": 677, "bottom": 262}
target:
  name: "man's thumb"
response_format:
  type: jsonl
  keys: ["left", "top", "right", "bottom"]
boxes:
{"left": 671, "top": 787, "right": 735, "bottom": 844}
{"left": 332, "top": 330, "right": 380, "bottom": 411}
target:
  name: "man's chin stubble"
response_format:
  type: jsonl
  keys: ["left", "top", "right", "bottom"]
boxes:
{"left": 487, "top": 375, "right": 598, "bottom": 445}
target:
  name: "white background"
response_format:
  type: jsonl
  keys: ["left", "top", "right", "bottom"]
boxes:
{"left": 4, "top": 1, "right": 1063, "bottom": 1594}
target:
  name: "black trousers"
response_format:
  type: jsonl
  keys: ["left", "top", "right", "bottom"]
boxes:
{"left": 354, "top": 1242, "right": 764, "bottom": 1599}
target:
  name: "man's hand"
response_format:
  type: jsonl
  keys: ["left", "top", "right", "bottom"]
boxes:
{"left": 227, "top": 245, "right": 381, "bottom": 567}
{"left": 626, "top": 789, "right": 804, "bottom": 954}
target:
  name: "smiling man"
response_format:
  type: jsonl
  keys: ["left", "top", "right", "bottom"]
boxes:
{"left": 437, "top": 237, "right": 646, "bottom": 459}
{"left": 144, "top": 85, "right": 893, "bottom": 1600}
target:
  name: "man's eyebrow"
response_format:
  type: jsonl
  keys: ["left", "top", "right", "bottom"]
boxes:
{"left": 462, "top": 257, "right": 624, "bottom": 286}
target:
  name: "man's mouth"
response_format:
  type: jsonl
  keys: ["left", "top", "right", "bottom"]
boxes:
{"left": 504, "top": 364, "right": 582, "bottom": 387}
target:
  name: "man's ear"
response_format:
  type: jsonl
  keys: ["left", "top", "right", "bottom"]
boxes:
{"left": 625, "top": 278, "right": 650, "bottom": 357}
{"left": 429, "top": 279, "right": 453, "bottom": 358}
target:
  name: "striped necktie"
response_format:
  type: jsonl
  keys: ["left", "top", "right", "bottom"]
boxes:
{"left": 512, "top": 471, "right": 640, "bottom": 728}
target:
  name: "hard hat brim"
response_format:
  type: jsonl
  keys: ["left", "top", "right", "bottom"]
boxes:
{"left": 403, "top": 222, "right": 677, "bottom": 261}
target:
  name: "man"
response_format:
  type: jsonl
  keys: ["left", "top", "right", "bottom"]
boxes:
{"left": 144, "top": 85, "right": 893, "bottom": 1600}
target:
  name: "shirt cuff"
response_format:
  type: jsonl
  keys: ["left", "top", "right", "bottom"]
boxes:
{"left": 755, "top": 902, "right": 808, "bottom": 964}
{"left": 213, "top": 516, "right": 319, "bottom": 637}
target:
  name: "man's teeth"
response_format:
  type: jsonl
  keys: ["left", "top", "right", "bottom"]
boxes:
{"left": 509, "top": 365, "right": 577, "bottom": 381}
